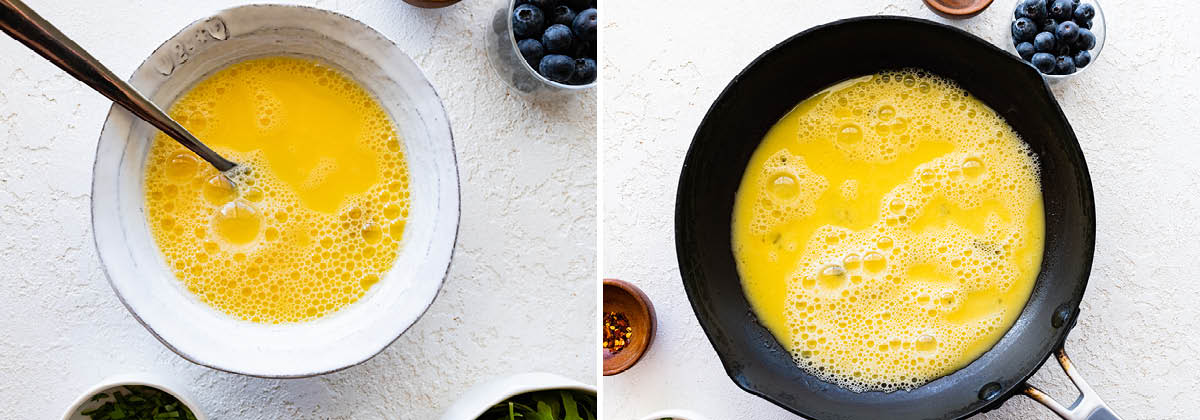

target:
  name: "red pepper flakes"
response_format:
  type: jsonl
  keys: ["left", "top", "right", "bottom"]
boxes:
{"left": 603, "top": 311, "right": 633, "bottom": 355}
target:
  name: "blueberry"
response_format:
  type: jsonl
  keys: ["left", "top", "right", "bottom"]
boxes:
{"left": 574, "top": 40, "right": 596, "bottom": 59}
{"left": 1015, "top": 0, "right": 1046, "bottom": 20}
{"left": 1075, "top": 27, "right": 1096, "bottom": 50}
{"left": 569, "top": 57, "right": 596, "bottom": 84}
{"left": 572, "top": 8, "right": 597, "bottom": 43}
{"left": 1077, "top": 18, "right": 1092, "bottom": 29}
{"left": 1073, "top": 50, "right": 1091, "bottom": 68}
{"left": 1074, "top": 3, "right": 1095, "bottom": 21}
{"left": 1040, "top": 18, "right": 1058, "bottom": 33}
{"left": 1048, "top": 0, "right": 1074, "bottom": 20}
{"left": 1016, "top": 42, "right": 1036, "bottom": 60}
{"left": 525, "top": 0, "right": 555, "bottom": 9}
{"left": 1034, "top": 32, "right": 1056, "bottom": 52}
{"left": 1055, "top": 43, "right": 1071, "bottom": 57}
{"left": 541, "top": 24, "right": 574, "bottom": 53}
{"left": 564, "top": 0, "right": 592, "bottom": 9}
{"left": 538, "top": 54, "right": 575, "bottom": 83}
{"left": 517, "top": 38, "right": 544, "bottom": 69}
{"left": 512, "top": 4, "right": 545, "bottom": 39}
{"left": 1012, "top": 18, "right": 1038, "bottom": 42}
{"left": 550, "top": 5, "right": 576, "bottom": 26}
{"left": 1031, "top": 52, "right": 1056, "bottom": 73}
{"left": 1055, "top": 20, "right": 1079, "bottom": 43}
{"left": 1054, "top": 55, "right": 1076, "bottom": 74}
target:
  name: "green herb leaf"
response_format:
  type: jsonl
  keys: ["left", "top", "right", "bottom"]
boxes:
{"left": 477, "top": 389, "right": 596, "bottom": 420}
{"left": 78, "top": 386, "right": 197, "bottom": 420}
{"left": 560, "top": 391, "right": 583, "bottom": 420}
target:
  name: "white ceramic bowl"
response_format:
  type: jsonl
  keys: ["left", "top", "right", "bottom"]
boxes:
{"left": 638, "top": 409, "right": 712, "bottom": 420}
{"left": 439, "top": 372, "right": 596, "bottom": 420}
{"left": 91, "top": 5, "right": 459, "bottom": 378}
{"left": 61, "top": 373, "right": 206, "bottom": 420}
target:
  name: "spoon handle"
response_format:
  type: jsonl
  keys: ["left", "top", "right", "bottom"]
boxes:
{"left": 0, "top": 0, "right": 236, "bottom": 172}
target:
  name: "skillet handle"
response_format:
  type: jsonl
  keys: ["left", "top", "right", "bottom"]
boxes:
{"left": 1022, "top": 346, "right": 1122, "bottom": 420}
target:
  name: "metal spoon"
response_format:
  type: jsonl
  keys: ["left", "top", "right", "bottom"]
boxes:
{"left": 0, "top": 0, "right": 237, "bottom": 172}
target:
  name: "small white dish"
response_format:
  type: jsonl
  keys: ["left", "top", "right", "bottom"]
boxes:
{"left": 638, "top": 409, "right": 712, "bottom": 420}
{"left": 61, "top": 373, "right": 206, "bottom": 420}
{"left": 91, "top": 5, "right": 459, "bottom": 378}
{"left": 439, "top": 372, "right": 596, "bottom": 420}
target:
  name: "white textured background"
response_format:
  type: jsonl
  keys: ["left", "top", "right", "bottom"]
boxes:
{"left": 0, "top": 0, "right": 595, "bottom": 418}
{"left": 602, "top": 1, "right": 1200, "bottom": 419}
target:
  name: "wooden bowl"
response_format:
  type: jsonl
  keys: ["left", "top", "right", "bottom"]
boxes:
{"left": 602, "top": 279, "right": 656, "bottom": 376}
{"left": 923, "top": 0, "right": 994, "bottom": 17}
{"left": 401, "top": 0, "right": 462, "bottom": 8}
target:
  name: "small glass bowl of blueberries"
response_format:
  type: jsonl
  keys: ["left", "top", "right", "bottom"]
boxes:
{"left": 487, "top": 0, "right": 597, "bottom": 94}
{"left": 1010, "top": 0, "right": 1104, "bottom": 80}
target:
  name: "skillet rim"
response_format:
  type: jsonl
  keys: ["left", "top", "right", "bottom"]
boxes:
{"left": 674, "top": 14, "right": 1097, "bottom": 419}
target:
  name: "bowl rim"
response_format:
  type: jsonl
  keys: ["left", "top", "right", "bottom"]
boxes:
{"left": 89, "top": 4, "right": 460, "bottom": 378}
{"left": 60, "top": 373, "right": 207, "bottom": 420}
{"left": 402, "top": 0, "right": 463, "bottom": 8}
{"left": 923, "top": 0, "right": 995, "bottom": 17}
{"left": 637, "top": 409, "right": 713, "bottom": 420}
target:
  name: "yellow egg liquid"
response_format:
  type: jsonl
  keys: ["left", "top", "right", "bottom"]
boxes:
{"left": 731, "top": 70, "right": 1044, "bottom": 392}
{"left": 144, "top": 56, "right": 410, "bottom": 324}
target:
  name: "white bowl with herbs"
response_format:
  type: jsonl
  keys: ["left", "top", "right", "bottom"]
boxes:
{"left": 62, "top": 373, "right": 204, "bottom": 420}
{"left": 440, "top": 372, "right": 596, "bottom": 420}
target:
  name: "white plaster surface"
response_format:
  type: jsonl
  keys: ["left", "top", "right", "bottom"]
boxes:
{"left": 0, "top": 0, "right": 595, "bottom": 418}
{"left": 602, "top": 1, "right": 1200, "bottom": 419}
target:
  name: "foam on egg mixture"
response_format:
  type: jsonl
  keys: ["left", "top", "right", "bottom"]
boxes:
{"left": 144, "top": 56, "right": 411, "bottom": 324}
{"left": 732, "top": 70, "right": 1044, "bottom": 392}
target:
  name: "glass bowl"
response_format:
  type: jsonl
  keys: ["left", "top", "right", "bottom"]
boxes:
{"left": 1006, "top": 0, "right": 1105, "bottom": 83}
{"left": 485, "top": 0, "right": 596, "bottom": 95}
{"left": 91, "top": 5, "right": 459, "bottom": 378}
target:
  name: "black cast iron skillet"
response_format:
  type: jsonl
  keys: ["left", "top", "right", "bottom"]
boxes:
{"left": 676, "top": 16, "right": 1120, "bottom": 420}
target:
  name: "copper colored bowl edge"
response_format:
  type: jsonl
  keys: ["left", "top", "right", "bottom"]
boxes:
{"left": 402, "top": 0, "right": 462, "bottom": 9}
{"left": 923, "top": 0, "right": 994, "bottom": 17}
